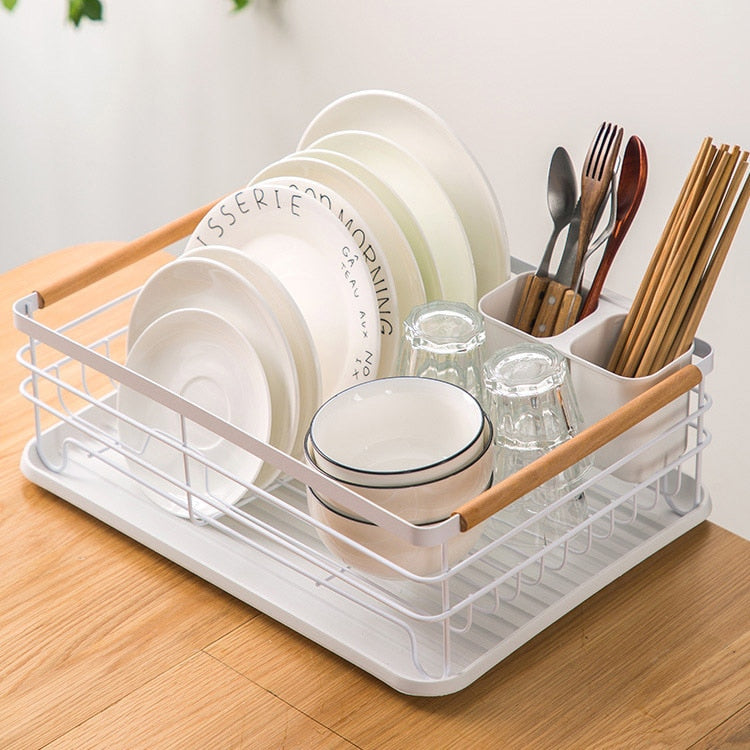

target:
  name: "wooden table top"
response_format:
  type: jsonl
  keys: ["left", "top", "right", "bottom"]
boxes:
{"left": 2, "top": 244, "right": 749, "bottom": 749}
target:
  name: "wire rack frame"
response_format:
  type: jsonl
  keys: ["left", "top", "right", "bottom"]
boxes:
{"left": 14, "top": 286, "right": 715, "bottom": 686}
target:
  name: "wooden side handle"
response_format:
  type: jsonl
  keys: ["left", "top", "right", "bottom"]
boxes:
{"left": 453, "top": 363, "right": 702, "bottom": 531}
{"left": 35, "top": 199, "right": 220, "bottom": 308}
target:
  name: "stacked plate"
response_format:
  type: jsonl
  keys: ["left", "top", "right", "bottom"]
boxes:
{"left": 117, "top": 90, "right": 510, "bottom": 518}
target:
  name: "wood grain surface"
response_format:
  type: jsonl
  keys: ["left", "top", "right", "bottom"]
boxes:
{"left": 2, "top": 244, "right": 749, "bottom": 749}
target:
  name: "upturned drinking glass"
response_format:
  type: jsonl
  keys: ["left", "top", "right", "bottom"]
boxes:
{"left": 483, "top": 342, "right": 590, "bottom": 548}
{"left": 397, "top": 301, "right": 486, "bottom": 404}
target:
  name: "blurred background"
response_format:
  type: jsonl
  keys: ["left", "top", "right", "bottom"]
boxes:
{"left": 2, "top": 0, "right": 748, "bottom": 538}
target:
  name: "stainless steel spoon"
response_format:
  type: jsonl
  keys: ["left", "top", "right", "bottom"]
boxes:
{"left": 512, "top": 146, "right": 578, "bottom": 331}
{"left": 537, "top": 146, "right": 578, "bottom": 277}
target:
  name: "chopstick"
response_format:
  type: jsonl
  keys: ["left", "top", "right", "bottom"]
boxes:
{"left": 608, "top": 138, "right": 750, "bottom": 377}
{"left": 652, "top": 153, "right": 749, "bottom": 369}
{"left": 606, "top": 137, "right": 715, "bottom": 374}
{"left": 663, "top": 168, "right": 750, "bottom": 364}
{"left": 632, "top": 146, "right": 742, "bottom": 377}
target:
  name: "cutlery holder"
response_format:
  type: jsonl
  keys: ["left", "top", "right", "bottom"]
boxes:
{"left": 480, "top": 272, "right": 693, "bottom": 484}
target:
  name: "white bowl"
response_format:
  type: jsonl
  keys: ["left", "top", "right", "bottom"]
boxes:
{"left": 306, "top": 412, "right": 491, "bottom": 488}
{"left": 305, "top": 415, "right": 493, "bottom": 523}
{"left": 308, "top": 376, "right": 485, "bottom": 478}
{"left": 307, "top": 486, "right": 485, "bottom": 579}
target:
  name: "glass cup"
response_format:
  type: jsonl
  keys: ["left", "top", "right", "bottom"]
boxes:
{"left": 396, "top": 301, "right": 486, "bottom": 404}
{"left": 482, "top": 342, "right": 590, "bottom": 549}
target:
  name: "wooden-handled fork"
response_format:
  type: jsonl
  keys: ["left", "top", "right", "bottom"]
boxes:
{"left": 575, "top": 123, "right": 624, "bottom": 283}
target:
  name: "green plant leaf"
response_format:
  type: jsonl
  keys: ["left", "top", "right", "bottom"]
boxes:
{"left": 6, "top": 0, "right": 246, "bottom": 24}
{"left": 68, "top": 0, "right": 102, "bottom": 26}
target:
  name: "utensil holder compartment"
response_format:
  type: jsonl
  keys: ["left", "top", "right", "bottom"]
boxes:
{"left": 12, "top": 210, "right": 715, "bottom": 696}
{"left": 480, "top": 272, "right": 694, "bottom": 483}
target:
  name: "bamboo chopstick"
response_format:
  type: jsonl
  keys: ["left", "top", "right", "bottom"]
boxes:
{"left": 614, "top": 143, "right": 721, "bottom": 376}
{"left": 651, "top": 153, "right": 749, "bottom": 370}
{"left": 606, "top": 137, "right": 714, "bottom": 373}
{"left": 619, "top": 146, "right": 733, "bottom": 377}
{"left": 632, "top": 147, "right": 742, "bottom": 377}
{"left": 665, "top": 169, "right": 750, "bottom": 364}
{"left": 608, "top": 137, "right": 750, "bottom": 377}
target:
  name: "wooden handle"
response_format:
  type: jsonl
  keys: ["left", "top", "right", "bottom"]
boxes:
{"left": 531, "top": 280, "right": 568, "bottom": 337}
{"left": 453, "top": 363, "right": 702, "bottom": 531}
{"left": 552, "top": 289, "right": 582, "bottom": 334}
{"left": 35, "top": 199, "right": 220, "bottom": 308}
{"left": 513, "top": 274, "right": 549, "bottom": 333}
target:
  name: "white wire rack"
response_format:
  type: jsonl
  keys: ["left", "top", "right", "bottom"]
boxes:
{"left": 13, "top": 258, "right": 714, "bottom": 696}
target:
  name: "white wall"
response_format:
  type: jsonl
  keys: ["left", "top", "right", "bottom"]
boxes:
{"left": 2, "top": 0, "right": 748, "bottom": 538}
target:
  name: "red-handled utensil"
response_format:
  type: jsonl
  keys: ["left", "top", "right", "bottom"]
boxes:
{"left": 579, "top": 135, "right": 648, "bottom": 320}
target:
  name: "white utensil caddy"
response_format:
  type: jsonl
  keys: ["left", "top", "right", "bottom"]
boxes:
{"left": 12, "top": 215, "right": 714, "bottom": 697}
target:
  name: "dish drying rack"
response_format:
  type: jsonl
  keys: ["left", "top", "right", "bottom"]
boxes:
{"left": 13, "top": 205, "right": 714, "bottom": 696}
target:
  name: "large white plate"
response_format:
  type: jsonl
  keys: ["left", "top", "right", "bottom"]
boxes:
{"left": 298, "top": 148, "right": 440, "bottom": 303}
{"left": 254, "top": 176, "right": 399, "bottom": 377}
{"left": 184, "top": 185, "right": 380, "bottom": 400}
{"left": 298, "top": 90, "right": 511, "bottom": 297}
{"left": 249, "top": 174, "right": 404, "bottom": 376}
{"left": 181, "top": 245, "right": 321, "bottom": 459}
{"left": 127, "top": 256, "right": 299, "bottom": 484}
{"left": 249, "top": 155, "right": 426, "bottom": 333}
{"left": 306, "top": 130, "right": 477, "bottom": 306}
{"left": 118, "top": 308, "right": 272, "bottom": 517}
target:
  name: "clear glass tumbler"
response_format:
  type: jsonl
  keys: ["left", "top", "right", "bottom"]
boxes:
{"left": 483, "top": 342, "right": 590, "bottom": 549}
{"left": 397, "top": 301, "right": 486, "bottom": 404}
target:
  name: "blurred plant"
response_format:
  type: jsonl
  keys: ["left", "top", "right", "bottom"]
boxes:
{"left": 2, "top": 0, "right": 252, "bottom": 26}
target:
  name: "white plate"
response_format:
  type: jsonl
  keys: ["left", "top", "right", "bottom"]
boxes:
{"left": 181, "top": 245, "right": 321, "bottom": 458}
{"left": 298, "top": 89, "right": 511, "bottom": 297}
{"left": 127, "top": 256, "right": 299, "bottom": 484}
{"left": 298, "top": 148, "right": 440, "bottom": 302}
{"left": 249, "top": 175, "right": 403, "bottom": 376}
{"left": 184, "top": 185, "right": 380, "bottom": 400}
{"left": 249, "top": 155, "right": 427, "bottom": 333}
{"left": 306, "top": 130, "right": 477, "bottom": 306}
{"left": 118, "top": 308, "right": 272, "bottom": 517}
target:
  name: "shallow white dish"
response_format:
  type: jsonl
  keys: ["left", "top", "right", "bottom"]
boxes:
{"left": 118, "top": 308, "right": 272, "bottom": 517}
{"left": 253, "top": 175, "right": 401, "bottom": 377}
{"left": 184, "top": 185, "right": 380, "bottom": 401}
{"left": 180, "top": 245, "right": 321, "bottom": 458}
{"left": 306, "top": 130, "right": 476, "bottom": 306}
{"left": 298, "top": 89, "right": 511, "bottom": 297}
{"left": 299, "top": 148, "right": 440, "bottom": 303}
{"left": 127, "top": 256, "right": 299, "bottom": 483}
